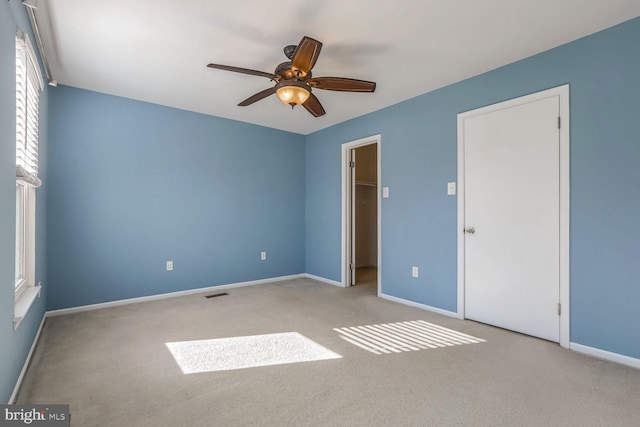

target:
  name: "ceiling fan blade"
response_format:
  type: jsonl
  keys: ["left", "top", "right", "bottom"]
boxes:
{"left": 238, "top": 87, "right": 276, "bottom": 106}
{"left": 308, "top": 77, "right": 376, "bottom": 92}
{"left": 291, "top": 36, "right": 322, "bottom": 77}
{"left": 302, "top": 93, "right": 326, "bottom": 117}
{"left": 207, "top": 64, "right": 279, "bottom": 80}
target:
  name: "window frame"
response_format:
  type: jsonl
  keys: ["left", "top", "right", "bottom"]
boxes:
{"left": 14, "top": 29, "right": 43, "bottom": 328}
{"left": 15, "top": 182, "right": 27, "bottom": 299}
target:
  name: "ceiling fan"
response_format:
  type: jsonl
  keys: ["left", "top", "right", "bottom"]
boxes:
{"left": 207, "top": 36, "right": 376, "bottom": 117}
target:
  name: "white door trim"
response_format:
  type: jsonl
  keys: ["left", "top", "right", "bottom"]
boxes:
{"left": 350, "top": 149, "right": 357, "bottom": 285}
{"left": 342, "top": 134, "right": 382, "bottom": 295}
{"left": 457, "top": 85, "right": 570, "bottom": 348}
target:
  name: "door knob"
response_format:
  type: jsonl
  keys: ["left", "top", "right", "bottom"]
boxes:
{"left": 464, "top": 227, "right": 476, "bottom": 234}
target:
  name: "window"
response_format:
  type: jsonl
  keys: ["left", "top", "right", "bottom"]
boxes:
{"left": 14, "top": 30, "right": 43, "bottom": 327}
{"left": 15, "top": 183, "right": 27, "bottom": 296}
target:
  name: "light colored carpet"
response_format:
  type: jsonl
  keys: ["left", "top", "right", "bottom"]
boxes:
{"left": 16, "top": 277, "right": 640, "bottom": 426}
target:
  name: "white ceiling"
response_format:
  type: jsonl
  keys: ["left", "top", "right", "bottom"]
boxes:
{"left": 34, "top": 1, "right": 640, "bottom": 135}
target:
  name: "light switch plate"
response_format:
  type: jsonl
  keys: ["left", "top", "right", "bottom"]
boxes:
{"left": 412, "top": 266, "right": 419, "bottom": 278}
{"left": 382, "top": 187, "right": 389, "bottom": 198}
{"left": 261, "top": 251, "right": 267, "bottom": 261}
{"left": 166, "top": 261, "right": 173, "bottom": 271}
{"left": 447, "top": 182, "right": 456, "bottom": 195}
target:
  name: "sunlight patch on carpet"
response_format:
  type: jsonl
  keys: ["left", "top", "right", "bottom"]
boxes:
{"left": 334, "top": 320, "right": 486, "bottom": 355}
{"left": 166, "top": 332, "right": 342, "bottom": 373}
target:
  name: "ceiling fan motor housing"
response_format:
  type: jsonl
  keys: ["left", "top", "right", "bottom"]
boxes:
{"left": 275, "top": 62, "right": 312, "bottom": 81}
{"left": 275, "top": 61, "right": 294, "bottom": 79}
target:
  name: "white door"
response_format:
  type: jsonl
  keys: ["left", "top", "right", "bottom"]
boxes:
{"left": 463, "top": 95, "right": 560, "bottom": 342}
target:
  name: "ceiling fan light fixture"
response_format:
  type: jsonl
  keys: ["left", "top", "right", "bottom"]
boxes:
{"left": 276, "top": 81, "right": 310, "bottom": 107}
{"left": 207, "top": 36, "right": 374, "bottom": 117}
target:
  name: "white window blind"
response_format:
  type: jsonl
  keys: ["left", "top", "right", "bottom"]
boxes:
{"left": 16, "top": 30, "right": 43, "bottom": 187}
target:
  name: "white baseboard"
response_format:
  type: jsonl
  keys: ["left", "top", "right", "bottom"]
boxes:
{"left": 570, "top": 342, "right": 640, "bottom": 370}
{"left": 9, "top": 313, "right": 46, "bottom": 404}
{"left": 47, "top": 274, "right": 306, "bottom": 317}
{"left": 303, "top": 274, "right": 344, "bottom": 287}
{"left": 379, "top": 293, "right": 458, "bottom": 318}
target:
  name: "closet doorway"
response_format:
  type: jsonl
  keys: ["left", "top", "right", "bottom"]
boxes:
{"left": 342, "top": 135, "right": 381, "bottom": 294}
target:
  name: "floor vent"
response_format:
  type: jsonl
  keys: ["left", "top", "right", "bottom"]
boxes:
{"left": 205, "top": 292, "right": 229, "bottom": 299}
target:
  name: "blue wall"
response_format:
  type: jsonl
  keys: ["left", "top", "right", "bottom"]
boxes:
{"left": 2, "top": 9, "right": 639, "bottom": 402}
{"left": 305, "top": 18, "right": 640, "bottom": 358}
{"left": 0, "top": 0, "right": 49, "bottom": 403}
{"left": 46, "top": 87, "right": 305, "bottom": 309}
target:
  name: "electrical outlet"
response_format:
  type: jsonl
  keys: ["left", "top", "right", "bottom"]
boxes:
{"left": 166, "top": 260, "right": 173, "bottom": 271}
{"left": 382, "top": 187, "right": 390, "bottom": 198}
{"left": 412, "top": 266, "right": 419, "bottom": 278}
{"left": 261, "top": 251, "right": 267, "bottom": 261}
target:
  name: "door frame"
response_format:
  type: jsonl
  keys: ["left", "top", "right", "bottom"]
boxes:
{"left": 341, "top": 134, "right": 381, "bottom": 295}
{"left": 456, "top": 85, "right": 570, "bottom": 348}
